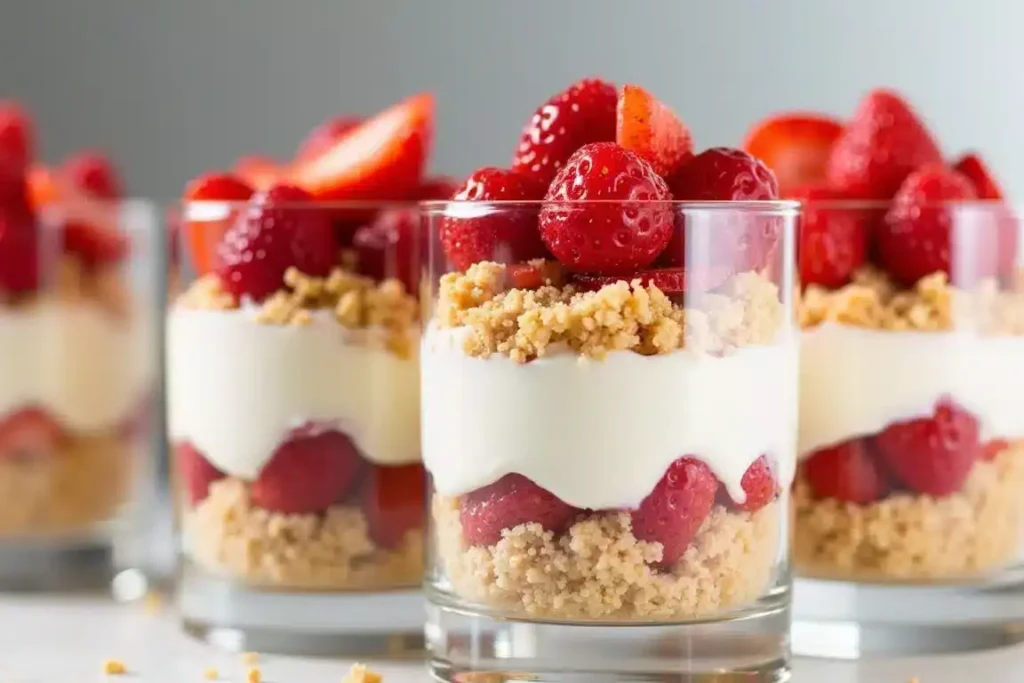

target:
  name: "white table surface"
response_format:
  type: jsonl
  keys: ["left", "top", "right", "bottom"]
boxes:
{"left": 1, "top": 594, "right": 1023, "bottom": 682}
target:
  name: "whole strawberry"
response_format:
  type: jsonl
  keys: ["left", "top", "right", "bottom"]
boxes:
{"left": 460, "top": 473, "right": 579, "bottom": 546}
{"left": 791, "top": 184, "right": 868, "bottom": 289}
{"left": 0, "top": 102, "right": 33, "bottom": 171}
{"left": 352, "top": 207, "right": 421, "bottom": 294}
{"left": 540, "top": 142, "right": 673, "bottom": 274}
{"left": 876, "top": 165, "right": 976, "bottom": 286}
{"left": 802, "top": 438, "right": 888, "bottom": 504}
{"left": 826, "top": 89, "right": 942, "bottom": 199}
{"left": 216, "top": 184, "right": 336, "bottom": 301}
{"left": 250, "top": 429, "right": 363, "bottom": 514}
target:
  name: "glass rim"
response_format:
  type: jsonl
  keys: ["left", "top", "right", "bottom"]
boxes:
{"left": 798, "top": 199, "right": 1014, "bottom": 211}
{"left": 421, "top": 199, "right": 801, "bottom": 212}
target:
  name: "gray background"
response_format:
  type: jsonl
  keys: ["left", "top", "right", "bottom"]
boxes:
{"left": 1, "top": 0, "right": 1022, "bottom": 199}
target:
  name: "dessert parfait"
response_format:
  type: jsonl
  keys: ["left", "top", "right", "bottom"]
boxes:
{"left": 422, "top": 79, "right": 798, "bottom": 680}
{"left": 0, "top": 101, "right": 151, "bottom": 584}
{"left": 169, "top": 95, "right": 450, "bottom": 616}
{"left": 745, "top": 90, "right": 1024, "bottom": 585}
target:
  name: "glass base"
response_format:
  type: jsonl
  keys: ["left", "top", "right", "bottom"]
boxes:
{"left": 793, "top": 571, "right": 1024, "bottom": 658}
{"left": 178, "top": 563, "right": 425, "bottom": 657}
{"left": 0, "top": 535, "right": 113, "bottom": 592}
{"left": 425, "top": 596, "right": 791, "bottom": 682}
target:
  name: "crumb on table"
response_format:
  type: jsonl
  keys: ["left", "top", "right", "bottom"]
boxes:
{"left": 344, "top": 662, "right": 383, "bottom": 683}
{"left": 103, "top": 658, "right": 127, "bottom": 675}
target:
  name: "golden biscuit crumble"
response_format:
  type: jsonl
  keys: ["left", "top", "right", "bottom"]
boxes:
{"left": 344, "top": 663, "right": 383, "bottom": 683}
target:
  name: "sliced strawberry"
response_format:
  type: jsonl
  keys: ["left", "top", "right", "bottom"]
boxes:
{"left": 616, "top": 84, "right": 693, "bottom": 178}
{"left": 876, "top": 164, "right": 977, "bottom": 286}
{"left": 235, "top": 155, "right": 286, "bottom": 191}
{"left": 952, "top": 153, "right": 1003, "bottom": 200}
{"left": 540, "top": 142, "right": 673, "bottom": 274}
{"left": 504, "top": 260, "right": 565, "bottom": 290}
{"left": 729, "top": 455, "right": 777, "bottom": 512}
{"left": 289, "top": 93, "right": 433, "bottom": 200}
{"left": 361, "top": 463, "right": 426, "bottom": 549}
{"left": 182, "top": 172, "right": 255, "bottom": 275}
{"left": 791, "top": 184, "right": 868, "bottom": 289}
{"left": 175, "top": 442, "right": 225, "bottom": 505}
{"left": 826, "top": 89, "right": 942, "bottom": 199}
{"left": 571, "top": 267, "right": 725, "bottom": 295}
{"left": 440, "top": 167, "right": 548, "bottom": 271}
{"left": 0, "top": 208, "right": 40, "bottom": 292}
{"left": 802, "top": 438, "right": 888, "bottom": 504}
{"left": 249, "top": 429, "right": 364, "bottom": 515}
{"left": 630, "top": 456, "right": 719, "bottom": 568}
{"left": 873, "top": 399, "right": 979, "bottom": 497}
{"left": 460, "top": 473, "right": 580, "bottom": 547}
{"left": 0, "top": 407, "right": 62, "bottom": 459}
{"left": 63, "top": 150, "right": 123, "bottom": 200}
{"left": 215, "top": 184, "right": 336, "bottom": 301}
{"left": 352, "top": 207, "right": 420, "bottom": 293}
{"left": 512, "top": 78, "right": 617, "bottom": 186}
{"left": 743, "top": 114, "right": 842, "bottom": 194}
{"left": 295, "top": 116, "right": 362, "bottom": 162}
{"left": 0, "top": 102, "right": 33, "bottom": 171}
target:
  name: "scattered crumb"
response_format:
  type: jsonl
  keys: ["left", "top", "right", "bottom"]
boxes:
{"left": 246, "top": 666, "right": 261, "bottom": 683}
{"left": 203, "top": 666, "right": 219, "bottom": 680}
{"left": 241, "top": 651, "right": 259, "bottom": 665}
{"left": 344, "top": 662, "right": 383, "bottom": 683}
{"left": 103, "top": 658, "right": 127, "bottom": 675}
{"left": 143, "top": 591, "right": 164, "bottom": 615}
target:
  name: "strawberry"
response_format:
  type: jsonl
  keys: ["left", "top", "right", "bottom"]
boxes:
{"left": 802, "top": 438, "right": 888, "bottom": 504}
{"left": 743, "top": 114, "right": 843, "bottom": 194}
{"left": 352, "top": 207, "right": 420, "bottom": 293}
{"left": 950, "top": 155, "right": 1017, "bottom": 281}
{"left": 26, "top": 165, "right": 58, "bottom": 208}
{"left": 512, "top": 78, "right": 617, "bottom": 186}
{"left": 61, "top": 221, "right": 129, "bottom": 266}
{"left": 215, "top": 184, "right": 336, "bottom": 301}
{"left": 504, "top": 260, "right": 566, "bottom": 290}
{"left": 63, "top": 150, "right": 123, "bottom": 200}
{"left": 459, "top": 473, "right": 580, "bottom": 546}
{"left": 415, "top": 176, "right": 461, "bottom": 200}
{"left": 876, "top": 165, "right": 977, "bottom": 286}
{"left": 0, "top": 159, "right": 31, "bottom": 213}
{"left": 289, "top": 93, "right": 433, "bottom": 200}
{"left": 730, "top": 455, "right": 777, "bottom": 512}
{"left": 826, "top": 89, "right": 942, "bottom": 199}
{"left": 175, "top": 442, "right": 225, "bottom": 505}
{"left": 668, "top": 146, "right": 780, "bottom": 202}
{"left": 235, "top": 155, "right": 285, "bottom": 191}
{"left": 873, "top": 399, "right": 979, "bottom": 497}
{"left": 361, "top": 463, "right": 426, "bottom": 549}
{"left": 182, "top": 172, "right": 255, "bottom": 275}
{"left": 295, "top": 116, "right": 362, "bottom": 162}
{"left": 616, "top": 84, "right": 693, "bottom": 177}
{"left": 0, "top": 102, "right": 33, "bottom": 171}
{"left": 571, "top": 266, "right": 727, "bottom": 295}
{"left": 952, "top": 153, "right": 1003, "bottom": 200}
{"left": 980, "top": 439, "right": 1008, "bottom": 463}
{"left": 249, "top": 429, "right": 364, "bottom": 514}
{"left": 540, "top": 142, "right": 673, "bottom": 274}
{"left": 0, "top": 407, "right": 63, "bottom": 459}
{"left": 0, "top": 208, "right": 40, "bottom": 292}
{"left": 630, "top": 456, "right": 719, "bottom": 568}
{"left": 791, "top": 184, "right": 868, "bottom": 289}
{"left": 440, "top": 167, "right": 548, "bottom": 271}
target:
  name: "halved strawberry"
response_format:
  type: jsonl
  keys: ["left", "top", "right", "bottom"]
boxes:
{"left": 175, "top": 442, "right": 225, "bottom": 505}
{"left": 294, "top": 116, "right": 362, "bottom": 162}
{"left": 952, "top": 153, "right": 1003, "bottom": 200}
{"left": 182, "top": 172, "right": 254, "bottom": 275}
{"left": 289, "top": 93, "right": 433, "bottom": 200}
{"left": 0, "top": 407, "right": 63, "bottom": 459}
{"left": 460, "top": 474, "right": 580, "bottom": 547}
{"left": 616, "top": 84, "right": 693, "bottom": 178}
{"left": 235, "top": 155, "right": 285, "bottom": 191}
{"left": 743, "top": 114, "right": 842, "bottom": 194}
{"left": 802, "top": 438, "right": 888, "bottom": 504}
{"left": 732, "top": 455, "right": 777, "bottom": 512}
{"left": 361, "top": 463, "right": 426, "bottom": 549}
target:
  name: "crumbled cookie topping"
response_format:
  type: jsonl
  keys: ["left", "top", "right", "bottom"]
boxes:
{"left": 103, "top": 659, "right": 127, "bottom": 675}
{"left": 434, "top": 262, "right": 784, "bottom": 362}
{"left": 344, "top": 663, "right": 383, "bottom": 683}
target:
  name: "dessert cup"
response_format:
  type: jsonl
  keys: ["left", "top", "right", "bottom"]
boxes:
{"left": 792, "top": 200, "right": 1024, "bottom": 657}
{"left": 422, "top": 200, "right": 799, "bottom": 682}
{"left": 169, "top": 199, "right": 425, "bottom": 655}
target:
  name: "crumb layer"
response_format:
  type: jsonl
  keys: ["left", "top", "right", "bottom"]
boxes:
{"left": 793, "top": 441, "right": 1024, "bottom": 581}
{"left": 186, "top": 478, "right": 423, "bottom": 590}
{"left": 432, "top": 494, "right": 781, "bottom": 620}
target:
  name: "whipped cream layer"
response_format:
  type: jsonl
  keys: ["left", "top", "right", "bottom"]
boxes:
{"left": 422, "top": 326, "right": 798, "bottom": 510}
{"left": 0, "top": 302, "right": 147, "bottom": 433}
{"left": 800, "top": 324, "right": 1024, "bottom": 457}
{"left": 167, "top": 307, "right": 420, "bottom": 478}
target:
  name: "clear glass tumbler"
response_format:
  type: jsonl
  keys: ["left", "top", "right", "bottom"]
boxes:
{"left": 422, "top": 199, "right": 799, "bottom": 682}
{"left": 793, "top": 200, "right": 1024, "bottom": 657}
{"left": 168, "top": 197, "right": 425, "bottom": 655}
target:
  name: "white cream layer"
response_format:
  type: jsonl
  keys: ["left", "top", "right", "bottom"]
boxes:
{"left": 167, "top": 307, "right": 420, "bottom": 479}
{"left": 800, "top": 323, "right": 1024, "bottom": 457}
{"left": 422, "top": 325, "right": 799, "bottom": 510}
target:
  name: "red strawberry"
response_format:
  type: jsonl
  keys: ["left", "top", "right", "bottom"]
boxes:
{"left": 791, "top": 184, "right": 868, "bottom": 289}
{"left": 876, "top": 165, "right": 977, "bottom": 286}
{"left": 630, "top": 456, "right": 719, "bottom": 567}
{"left": 512, "top": 78, "right": 617, "bottom": 185}
{"left": 352, "top": 207, "right": 420, "bottom": 293}
{"left": 215, "top": 184, "right": 336, "bottom": 301}
{"left": 802, "top": 438, "right": 888, "bottom": 504}
{"left": 952, "top": 153, "right": 1003, "bottom": 200}
{"left": 980, "top": 439, "right": 1008, "bottom": 463}
{"left": 182, "top": 172, "right": 255, "bottom": 275}
{"left": 616, "top": 84, "right": 693, "bottom": 177}
{"left": 235, "top": 155, "right": 285, "bottom": 192}
{"left": 415, "top": 176, "right": 461, "bottom": 200}
{"left": 459, "top": 473, "right": 579, "bottom": 546}
{"left": 571, "top": 266, "right": 727, "bottom": 295}
{"left": 540, "top": 142, "right": 673, "bottom": 274}
{"left": 0, "top": 102, "right": 33, "bottom": 171}
{"left": 743, "top": 114, "right": 843, "bottom": 194}
{"left": 439, "top": 167, "right": 547, "bottom": 271}
{"left": 873, "top": 399, "right": 979, "bottom": 497}
{"left": 61, "top": 221, "right": 129, "bottom": 266}
{"left": 64, "top": 150, "right": 123, "bottom": 200}
{"left": 175, "top": 442, "right": 225, "bottom": 505}
{"left": 0, "top": 407, "right": 63, "bottom": 458}
{"left": 361, "top": 463, "right": 426, "bottom": 549}
{"left": 295, "top": 116, "right": 362, "bottom": 162}
{"left": 826, "top": 90, "right": 942, "bottom": 199}
{"left": 668, "top": 146, "right": 780, "bottom": 202}
{"left": 0, "top": 209, "right": 40, "bottom": 292}
{"left": 0, "top": 159, "right": 31, "bottom": 213}
{"left": 26, "top": 165, "right": 58, "bottom": 208}
{"left": 250, "top": 429, "right": 363, "bottom": 514}
{"left": 504, "top": 260, "right": 565, "bottom": 290}
{"left": 731, "top": 455, "right": 777, "bottom": 512}
{"left": 289, "top": 93, "right": 433, "bottom": 200}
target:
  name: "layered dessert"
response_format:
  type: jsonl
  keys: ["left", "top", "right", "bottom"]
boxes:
{"left": 423, "top": 79, "right": 797, "bottom": 621}
{"left": 0, "top": 102, "right": 145, "bottom": 538}
{"left": 746, "top": 89, "right": 1024, "bottom": 581}
{"left": 169, "top": 94, "right": 452, "bottom": 590}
